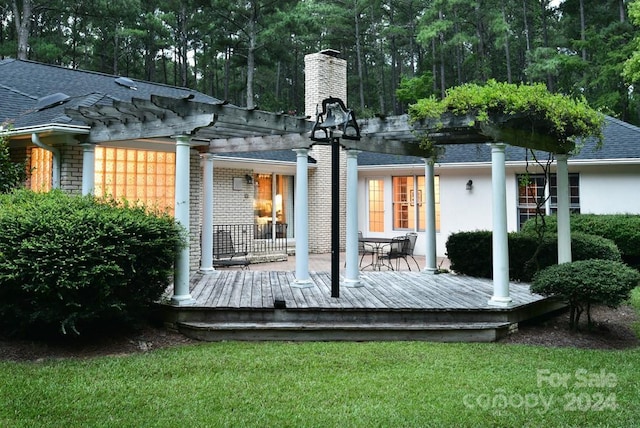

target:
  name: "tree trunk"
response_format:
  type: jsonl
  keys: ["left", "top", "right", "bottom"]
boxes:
{"left": 540, "top": 0, "right": 555, "bottom": 91}
{"left": 355, "top": 4, "right": 365, "bottom": 111}
{"left": 438, "top": 8, "right": 446, "bottom": 98}
{"left": 179, "top": 4, "right": 188, "bottom": 87}
{"left": 579, "top": 0, "right": 587, "bottom": 61}
{"left": 502, "top": 5, "right": 512, "bottom": 83}
{"left": 113, "top": 24, "right": 119, "bottom": 75}
{"left": 12, "top": 0, "right": 32, "bottom": 60}
{"left": 246, "top": 10, "right": 257, "bottom": 109}
{"left": 523, "top": 0, "right": 531, "bottom": 53}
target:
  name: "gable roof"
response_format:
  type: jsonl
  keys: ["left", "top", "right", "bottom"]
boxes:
{"left": 358, "top": 115, "right": 640, "bottom": 166}
{"left": 0, "top": 58, "right": 218, "bottom": 129}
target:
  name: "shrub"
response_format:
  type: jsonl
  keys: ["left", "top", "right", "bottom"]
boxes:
{"left": 522, "top": 214, "right": 640, "bottom": 268}
{"left": 445, "top": 231, "right": 493, "bottom": 278}
{"left": 0, "top": 189, "right": 184, "bottom": 337}
{"left": 446, "top": 230, "right": 621, "bottom": 281}
{"left": 0, "top": 132, "right": 26, "bottom": 193}
{"left": 532, "top": 259, "right": 640, "bottom": 330}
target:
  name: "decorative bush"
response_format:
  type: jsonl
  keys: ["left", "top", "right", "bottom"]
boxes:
{"left": 522, "top": 214, "right": 640, "bottom": 268}
{"left": 532, "top": 259, "right": 640, "bottom": 330}
{"left": 446, "top": 230, "right": 621, "bottom": 281}
{"left": 445, "top": 231, "right": 493, "bottom": 278}
{"left": 0, "top": 190, "right": 184, "bottom": 337}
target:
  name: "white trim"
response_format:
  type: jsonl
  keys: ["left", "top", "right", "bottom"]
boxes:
{"left": 358, "top": 157, "right": 640, "bottom": 172}
{"left": 2, "top": 124, "right": 90, "bottom": 137}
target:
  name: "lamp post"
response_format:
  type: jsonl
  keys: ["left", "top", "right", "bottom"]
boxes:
{"left": 310, "top": 97, "right": 360, "bottom": 298}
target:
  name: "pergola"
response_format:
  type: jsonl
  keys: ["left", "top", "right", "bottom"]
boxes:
{"left": 65, "top": 94, "right": 575, "bottom": 308}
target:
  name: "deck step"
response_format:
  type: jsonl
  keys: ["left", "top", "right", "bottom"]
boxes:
{"left": 177, "top": 321, "right": 513, "bottom": 342}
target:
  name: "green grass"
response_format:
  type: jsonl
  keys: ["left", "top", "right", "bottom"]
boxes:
{"left": 1, "top": 341, "right": 638, "bottom": 427}
{"left": 2, "top": 287, "right": 639, "bottom": 428}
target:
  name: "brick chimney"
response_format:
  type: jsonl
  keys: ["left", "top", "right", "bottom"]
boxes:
{"left": 304, "top": 50, "right": 348, "bottom": 254}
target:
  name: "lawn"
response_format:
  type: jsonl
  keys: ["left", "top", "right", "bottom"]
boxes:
{"left": 1, "top": 341, "right": 638, "bottom": 427}
{"left": 2, "top": 290, "right": 639, "bottom": 428}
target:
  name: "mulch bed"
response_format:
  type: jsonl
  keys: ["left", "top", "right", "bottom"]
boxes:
{"left": 1, "top": 305, "right": 637, "bottom": 362}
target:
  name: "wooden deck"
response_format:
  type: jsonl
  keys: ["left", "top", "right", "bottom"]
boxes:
{"left": 162, "top": 270, "right": 565, "bottom": 342}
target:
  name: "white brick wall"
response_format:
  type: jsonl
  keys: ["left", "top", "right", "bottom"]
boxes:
{"left": 211, "top": 167, "right": 255, "bottom": 224}
{"left": 59, "top": 144, "right": 83, "bottom": 194}
{"left": 305, "top": 51, "right": 349, "bottom": 253}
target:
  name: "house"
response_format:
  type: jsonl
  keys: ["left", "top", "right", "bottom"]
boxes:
{"left": 3, "top": 52, "right": 640, "bottom": 307}
{"left": 355, "top": 117, "right": 640, "bottom": 259}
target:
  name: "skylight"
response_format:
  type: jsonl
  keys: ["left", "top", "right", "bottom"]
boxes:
{"left": 35, "top": 92, "right": 71, "bottom": 111}
{"left": 115, "top": 76, "right": 137, "bottom": 90}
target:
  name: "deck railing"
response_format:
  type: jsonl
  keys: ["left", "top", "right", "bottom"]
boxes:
{"left": 213, "top": 223, "right": 288, "bottom": 255}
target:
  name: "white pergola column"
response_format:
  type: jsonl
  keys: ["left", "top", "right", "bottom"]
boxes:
{"left": 200, "top": 153, "right": 215, "bottom": 272}
{"left": 344, "top": 149, "right": 362, "bottom": 287}
{"left": 488, "top": 143, "right": 512, "bottom": 307}
{"left": 80, "top": 143, "right": 96, "bottom": 196}
{"left": 171, "top": 134, "right": 195, "bottom": 305}
{"left": 556, "top": 154, "right": 572, "bottom": 264}
{"left": 293, "top": 148, "right": 312, "bottom": 287}
{"left": 423, "top": 157, "right": 438, "bottom": 274}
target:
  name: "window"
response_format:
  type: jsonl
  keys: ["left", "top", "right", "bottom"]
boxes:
{"left": 95, "top": 147, "right": 175, "bottom": 213}
{"left": 517, "top": 173, "right": 579, "bottom": 229}
{"left": 392, "top": 175, "right": 440, "bottom": 232}
{"left": 29, "top": 147, "right": 52, "bottom": 191}
{"left": 253, "top": 173, "right": 294, "bottom": 238}
{"left": 367, "top": 179, "right": 384, "bottom": 232}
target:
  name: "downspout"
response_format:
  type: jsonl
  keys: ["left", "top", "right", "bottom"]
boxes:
{"left": 31, "top": 133, "right": 61, "bottom": 189}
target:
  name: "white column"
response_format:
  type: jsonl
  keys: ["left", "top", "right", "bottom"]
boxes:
{"left": 556, "top": 154, "right": 572, "bottom": 264}
{"left": 171, "top": 135, "right": 195, "bottom": 305}
{"left": 80, "top": 143, "right": 96, "bottom": 196}
{"left": 293, "top": 148, "right": 312, "bottom": 287}
{"left": 200, "top": 153, "right": 215, "bottom": 272}
{"left": 424, "top": 158, "right": 438, "bottom": 274}
{"left": 344, "top": 149, "right": 362, "bottom": 287}
{"left": 488, "top": 143, "right": 512, "bottom": 307}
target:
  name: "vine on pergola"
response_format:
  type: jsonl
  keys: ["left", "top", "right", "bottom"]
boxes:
{"left": 408, "top": 81, "right": 605, "bottom": 273}
{"left": 408, "top": 80, "right": 605, "bottom": 155}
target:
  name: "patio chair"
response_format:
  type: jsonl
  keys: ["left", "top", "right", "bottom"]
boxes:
{"left": 358, "top": 231, "right": 377, "bottom": 268}
{"left": 404, "top": 232, "right": 420, "bottom": 271}
{"left": 213, "top": 230, "right": 250, "bottom": 269}
{"left": 378, "top": 235, "right": 410, "bottom": 270}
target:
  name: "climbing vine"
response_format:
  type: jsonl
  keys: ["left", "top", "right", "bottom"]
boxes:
{"left": 408, "top": 80, "right": 605, "bottom": 154}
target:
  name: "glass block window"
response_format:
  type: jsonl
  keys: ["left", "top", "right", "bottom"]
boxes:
{"left": 29, "top": 147, "right": 52, "bottom": 191}
{"left": 95, "top": 147, "right": 175, "bottom": 213}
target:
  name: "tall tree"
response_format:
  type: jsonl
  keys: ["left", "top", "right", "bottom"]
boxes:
{"left": 11, "top": 0, "right": 32, "bottom": 59}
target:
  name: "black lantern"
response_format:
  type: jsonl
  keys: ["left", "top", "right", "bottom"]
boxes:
{"left": 309, "top": 97, "right": 360, "bottom": 298}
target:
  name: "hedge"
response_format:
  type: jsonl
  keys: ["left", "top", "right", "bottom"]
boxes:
{"left": 522, "top": 214, "right": 640, "bottom": 268}
{"left": 446, "top": 230, "right": 621, "bottom": 281}
{"left": 0, "top": 190, "right": 184, "bottom": 337}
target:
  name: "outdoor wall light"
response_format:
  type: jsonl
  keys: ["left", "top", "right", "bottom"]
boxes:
{"left": 245, "top": 174, "right": 254, "bottom": 185}
{"left": 466, "top": 179, "right": 473, "bottom": 191}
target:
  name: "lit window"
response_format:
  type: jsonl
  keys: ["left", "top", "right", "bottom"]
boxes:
{"left": 367, "top": 179, "right": 384, "bottom": 232}
{"left": 253, "top": 173, "right": 294, "bottom": 238}
{"left": 95, "top": 147, "right": 175, "bottom": 213}
{"left": 392, "top": 175, "right": 439, "bottom": 232}
{"left": 29, "top": 147, "right": 52, "bottom": 191}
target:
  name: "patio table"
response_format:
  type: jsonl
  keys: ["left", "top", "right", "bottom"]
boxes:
{"left": 358, "top": 237, "right": 393, "bottom": 270}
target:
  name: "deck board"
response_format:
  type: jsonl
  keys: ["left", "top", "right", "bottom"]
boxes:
{"left": 187, "top": 270, "right": 545, "bottom": 311}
